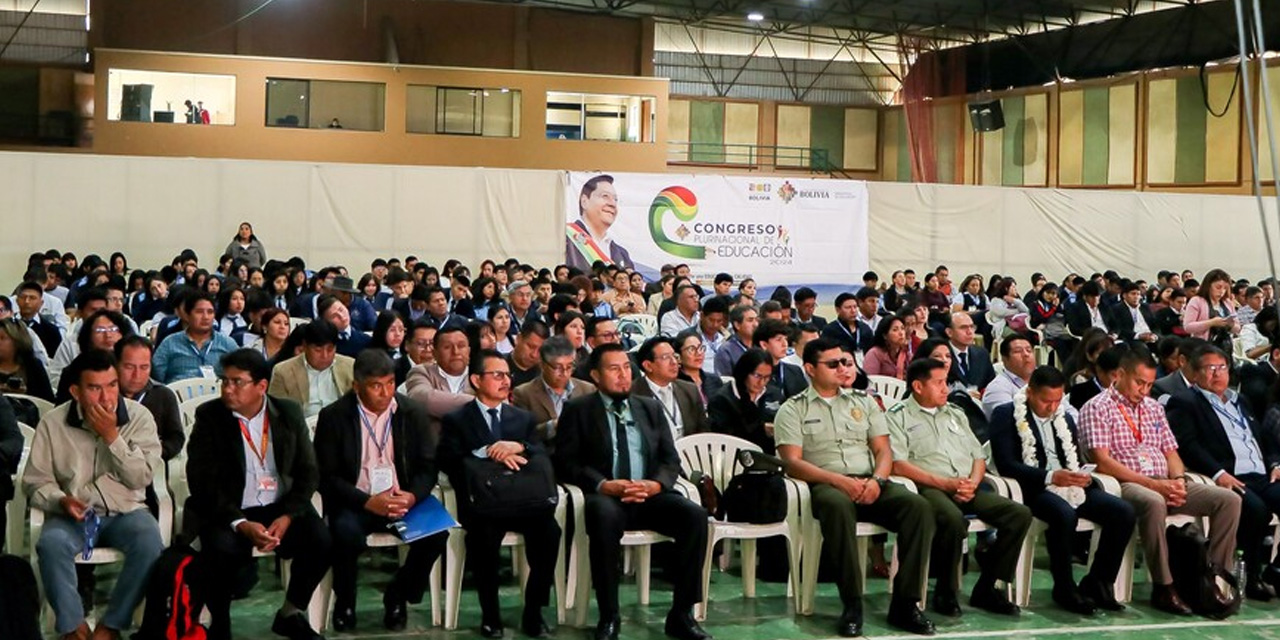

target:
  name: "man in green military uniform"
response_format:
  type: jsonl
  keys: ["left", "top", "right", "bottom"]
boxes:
{"left": 776, "top": 338, "right": 937, "bottom": 637}
{"left": 888, "top": 357, "right": 1032, "bottom": 618}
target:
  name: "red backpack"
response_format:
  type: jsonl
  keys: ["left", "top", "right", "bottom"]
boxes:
{"left": 133, "top": 545, "right": 207, "bottom": 640}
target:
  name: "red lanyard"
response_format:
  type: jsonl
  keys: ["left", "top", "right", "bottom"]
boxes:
{"left": 1116, "top": 401, "right": 1143, "bottom": 444}
{"left": 239, "top": 412, "right": 271, "bottom": 468}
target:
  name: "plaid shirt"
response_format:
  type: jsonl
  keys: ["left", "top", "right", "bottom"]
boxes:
{"left": 1078, "top": 386, "right": 1178, "bottom": 478}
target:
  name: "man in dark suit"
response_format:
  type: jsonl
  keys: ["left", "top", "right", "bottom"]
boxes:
{"left": 821, "top": 292, "right": 865, "bottom": 355}
{"left": 752, "top": 319, "right": 807, "bottom": 400}
{"left": 313, "top": 350, "right": 446, "bottom": 632}
{"left": 792, "top": 286, "right": 828, "bottom": 329}
{"left": 553, "top": 343, "right": 711, "bottom": 640}
{"left": 989, "top": 366, "right": 1135, "bottom": 614}
{"left": 289, "top": 267, "right": 338, "bottom": 319}
{"left": 1109, "top": 282, "right": 1159, "bottom": 346}
{"left": 187, "top": 349, "right": 332, "bottom": 640}
{"left": 1239, "top": 344, "right": 1279, "bottom": 418}
{"left": 1151, "top": 338, "right": 1206, "bottom": 403}
{"left": 1166, "top": 345, "right": 1280, "bottom": 599}
{"left": 631, "top": 336, "right": 707, "bottom": 440}
{"left": 1065, "top": 282, "right": 1112, "bottom": 337}
{"left": 15, "top": 280, "right": 62, "bottom": 354}
{"left": 0, "top": 391, "right": 20, "bottom": 552}
{"left": 439, "top": 350, "right": 561, "bottom": 638}
{"left": 423, "top": 287, "right": 469, "bottom": 332}
{"left": 945, "top": 312, "right": 996, "bottom": 391}
{"left": 1068, "top": 345, "right": 1124, "bottom": 411}
{"left": 566, "top": 175, "right": 633, "bottom": 271}
{"left": 319, "top": 294, "right": 372, "bottom": 358}
{"left": 1154, "top": 289, "right": 1190, "bottom": 337}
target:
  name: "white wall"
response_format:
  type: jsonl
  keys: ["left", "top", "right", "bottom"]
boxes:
{"left": 2, "top": 150, "right": 1277, "bottom": 290}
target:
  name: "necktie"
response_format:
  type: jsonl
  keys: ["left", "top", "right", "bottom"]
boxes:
{"left": 487, "top": 407, "right": 501, "bottom": 439}
{"left": 340, "top": 330, "right": 350, "bottom": 340}
{"left": 957, "top": 351, "right": 969, "bottom": 375}
{"left": 612, "top": 398, "right": 631, "bottom": 480}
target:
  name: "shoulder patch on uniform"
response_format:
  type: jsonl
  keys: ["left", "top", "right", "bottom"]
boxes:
{"left": 888, "top": 403, "right": 905, "bottom": 413}
{"left": 848, "top": 388, "right": 868, "bottom": 397}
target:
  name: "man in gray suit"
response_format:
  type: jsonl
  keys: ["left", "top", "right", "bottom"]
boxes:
{"left": 630, "top": 336, "right": 706, "bottom": 441}
{"left": 1151, "top": 338, "right": 1207, "bottom": 404}
{"left": 405, "top": 326, "right": 474, "bottom": 396}
{"left": 511, "top": 336, "right": 596, "bottom": 447}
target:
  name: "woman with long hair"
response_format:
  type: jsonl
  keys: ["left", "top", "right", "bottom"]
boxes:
{"left": 1183, "top": 268, "right": 1241, "bottom": 354}
{"left": 215, "top": 287, "right": 249, "bottom": 345}
{"left": 674, "top": 329, "right": 724, "bottom": 407}
{"left": 0, "top": 319, "right": 54, "bottom": 401}
{"left": 862, "top": 316, "right": 910, "bottom": 380}
{"left": 707, "top": 348, "right": 783, "bottom": 455}
{"left": 248, "top": 307, "right": 291, "bottom": 361}
{"left": 225, "top": 221, "right": 267, "bottom": 269}
{"left": 488, "top": 305, "right": 515, "bottom": 354}
{"left": 109, "top": 252, "right": 129, "bottom": 277}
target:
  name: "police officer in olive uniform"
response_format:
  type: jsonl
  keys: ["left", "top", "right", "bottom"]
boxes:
{"left": 888, "top": 358, "right": 1032, "bottom": 618}
{"left": 776, "top": 338, "right": 936, "bottom": 637}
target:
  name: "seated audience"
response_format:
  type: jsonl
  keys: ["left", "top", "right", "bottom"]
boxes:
{"left": 151, "top": 292, "right": 239, "bottom": 384}
{"left": 268, "top": 320, "right": 355, "bottom": 419}
{"left": 707, "top": 348, "right": 783, "bottom": 455}
{"left": 22, "top": 350, "right": 163, "bottom": 640}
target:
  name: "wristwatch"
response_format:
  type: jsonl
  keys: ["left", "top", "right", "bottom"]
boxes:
{"left": 871, "top": 474, "right": 888, "bottom": 489}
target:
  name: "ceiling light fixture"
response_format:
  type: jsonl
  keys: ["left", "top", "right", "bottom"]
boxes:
{"left": 747, "top": 12, "right": 764, "bottom": 21}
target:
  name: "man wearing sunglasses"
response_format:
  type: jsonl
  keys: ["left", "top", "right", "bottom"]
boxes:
{"left": 774, "top": 337, "right": 936, "bottom": 637}
{"left": 22, "top": 350, "right": 163, "bottom": 640}
{"left": 1167, "top": 345, "right": 1280, "bottom": 601}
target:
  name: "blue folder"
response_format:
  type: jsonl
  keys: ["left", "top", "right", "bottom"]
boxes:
{"left": 388, "top": 495, "right": 458, "bottom": 542}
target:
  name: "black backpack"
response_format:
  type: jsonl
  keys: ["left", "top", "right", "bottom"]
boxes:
{"left": 132, "top": 545, "right": 208, "bottom": 640}
{"left": 721, "top": 450, "right": 788, "bottom": 525}
{"left": 1166, "top": 521, "right": 1241, "bottom": 620}
{"left": 0, "top": 554, "right": 41, "bottom": 640}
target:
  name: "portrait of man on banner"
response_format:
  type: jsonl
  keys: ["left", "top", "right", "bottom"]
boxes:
{"left": 566, "top": 174, "right": 633, "bottom": 271}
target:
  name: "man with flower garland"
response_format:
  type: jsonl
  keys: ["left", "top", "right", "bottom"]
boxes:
{"left": 989, "top": 366, "right": 1136, "bottom": 615}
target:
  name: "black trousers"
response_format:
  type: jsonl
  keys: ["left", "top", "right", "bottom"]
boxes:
{"left": 329, "top": 507, "right": 447, "bottom": 609}
{"left": 461, "top": 507, "right": 561, "bottom": 622}
{"left": 1029, "top": 485, "right": 1135, "bottom": 589}
{"left": 200, "top": 504, "right": 332, "bottom": 632}
{"left": 1236, "top": 473, "right": 1280, "bottom": 574}
{"left": 583, "top": 491, "right": 708, "bottom": 620}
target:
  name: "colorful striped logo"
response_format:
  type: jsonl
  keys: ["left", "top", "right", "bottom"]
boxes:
{"left": 648, "top": 186, "right": 705, "bottom": 260}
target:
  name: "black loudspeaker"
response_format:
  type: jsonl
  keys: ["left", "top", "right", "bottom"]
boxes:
{"left": 968, "top": 99, "right": 1004, "bottom": 132}
{"left": 121, "top": 84, "right": 153, "bottom": 122}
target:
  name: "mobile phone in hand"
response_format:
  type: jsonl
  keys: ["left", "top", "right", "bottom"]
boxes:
{"left": 1079, "top": 464, "right": 1096, "bottom": 474}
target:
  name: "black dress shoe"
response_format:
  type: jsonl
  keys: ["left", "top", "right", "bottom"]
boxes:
{"left": 1263, "top": 565, "right": 1280, "bottom": 592}
{"left": 521, "top": 610, "right": 550, "bottom": 638}
{"left": 594, "top": 617, "right": 620, "bottom": 640}
{"left": 1246, "top": 580, "right": 1274, "bottom": 602}
{"left": 664, "top": 609, "right": 712, "bottom": 640}
{"left": 969, "top": 586, "right": 1020, "bottom": 616}
{"left": 480, "top": 621, "right": 506, "bottom": 638}
{"left": 331, "top": 606, "right": 356, "bottom": 632}
{"left": 931, "top": 591, "right": 961, "bottom": 617}
{"left": 382, "top": 595, "right": 408, "bottom": 632}
{"left": 886, "top": 600, "right": 936, "bottom": 636}
{"left": 270, "top": 611, "right": 324, "bottom": 640}
{"left": 1150, "top": 584, "right": 1192, "bottom": 616}
{"left": 836, "top": 605, "right": 862, "bottom": 637}
{"left": 1078, "top": 575, "right": 1124, "bottom": 611}
{"left": 1052, "top": 586, "right": 1096, "bottom": 616}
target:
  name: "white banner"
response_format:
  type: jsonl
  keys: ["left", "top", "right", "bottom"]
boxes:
{"left": 563, "top": 172, "right": 868, "bottom": 287}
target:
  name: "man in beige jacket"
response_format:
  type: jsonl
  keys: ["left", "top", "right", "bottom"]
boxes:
{"left": 23, "top": 350, "right": 163, "bottom": 640}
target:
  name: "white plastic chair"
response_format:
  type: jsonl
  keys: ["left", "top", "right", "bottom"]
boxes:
{"left": 1093, "top": 473, "right": 1201, "bottom": 603}
{"left": 865, "top": 375, "right": 907, "bottom": 402}
{"left": 6, "top": 393, "right": 55, "bottom": 418}
{"left": 676, "top": 434, "right": 803, "bottom": 620}
{"left": 1000, "top": 473, "right": 1107, "bottom": 607}
{"left": 167, "top": 378, "right": 222, "bottom": 402}
{"left": 247, "top": 493, "right": 333, "bottom": 631}
{"left": 6, "top": 422, "right": 35, "bottom": 555}
{"left": 289, "top": 317, "right": 311, "bottom": 331}
{"left": 30, "top": 459, "right": 172, "bottom": 630}
{"left": 618, "top": 314, "right": 659, "bottom": 339}
{"left": 179, "top": 397, "right": 210, "bottom": 432}
{"left": 568, "top": 478, "right": 702, "bottom": 627}
{"left": 442, "top": 484, "right": 570, "bottom": 629}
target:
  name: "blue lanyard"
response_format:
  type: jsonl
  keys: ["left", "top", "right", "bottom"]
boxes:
{"left": 359, "top": 408, "right": 393, "bottom": 458}
{"left": 1210, "top": 400, "right": 1249, "bottom": 433}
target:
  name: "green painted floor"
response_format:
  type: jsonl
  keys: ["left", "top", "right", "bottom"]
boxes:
{"left": 74, "top": 542, "right": 1280, "bottom": 640}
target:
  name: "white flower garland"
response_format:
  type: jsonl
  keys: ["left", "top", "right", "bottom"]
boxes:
{"left": 1013, "top": 387, "right": 1085, "bottom": 508}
